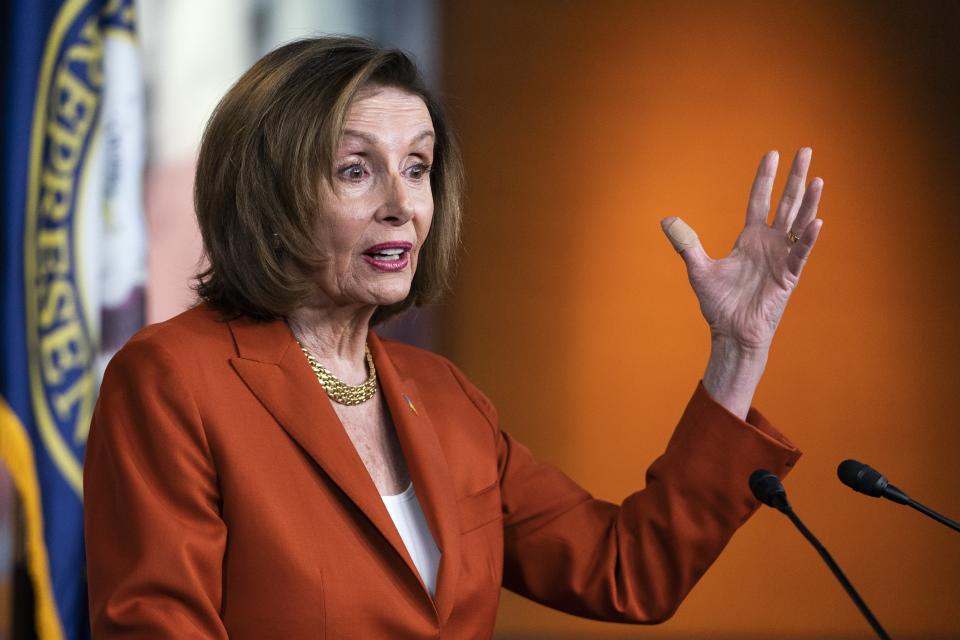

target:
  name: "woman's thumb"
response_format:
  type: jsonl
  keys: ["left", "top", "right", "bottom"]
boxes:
{"left": 660, "top": 216, "right": 708, "bottom": 269}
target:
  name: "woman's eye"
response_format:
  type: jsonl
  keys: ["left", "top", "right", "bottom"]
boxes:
{"left": 338, "top": 163, "right": 367, "bottom": 182}
{"left": 406, "top": 163, "right": 432, "bottom": 181}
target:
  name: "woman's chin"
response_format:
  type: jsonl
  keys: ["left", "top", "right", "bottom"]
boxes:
{"left": 366, "top": 283, "right": 413, "bottom": 308}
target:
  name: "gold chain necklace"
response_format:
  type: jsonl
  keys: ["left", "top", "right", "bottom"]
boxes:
{"left": 297, "top": 341, "right": 377, "bottom": 406}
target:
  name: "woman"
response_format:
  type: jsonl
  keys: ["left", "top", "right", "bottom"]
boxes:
{"left": 85, "top": 37, "right": 822, "bottom": 638}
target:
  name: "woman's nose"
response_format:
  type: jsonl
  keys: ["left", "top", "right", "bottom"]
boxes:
{"left": 377, "top": 173, "right": 415, "bottom": 225}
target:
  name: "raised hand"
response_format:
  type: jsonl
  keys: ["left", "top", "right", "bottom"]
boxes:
{"left": 661, "top": 148, "right": 824, "bottom": 417}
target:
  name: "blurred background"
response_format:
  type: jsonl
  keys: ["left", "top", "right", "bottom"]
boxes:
{"left": 2, "top": 0, "right": 959, "bottom": 638}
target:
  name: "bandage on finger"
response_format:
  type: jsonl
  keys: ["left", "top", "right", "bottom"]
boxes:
{"left": 664, "top": 218, "right": 699, "bottom": 253}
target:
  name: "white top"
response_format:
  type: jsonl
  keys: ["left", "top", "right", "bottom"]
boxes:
{"left": 380, "top": 483, "right": 441, "bottom": 596}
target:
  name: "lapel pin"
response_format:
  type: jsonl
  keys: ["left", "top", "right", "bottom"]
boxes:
{"left": 402, "top": 393, "right": 419, "bottom": 416}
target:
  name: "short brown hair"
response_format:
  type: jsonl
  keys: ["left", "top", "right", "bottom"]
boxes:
{"left": 193, "top": 37, "right": 463, "bottom": 324}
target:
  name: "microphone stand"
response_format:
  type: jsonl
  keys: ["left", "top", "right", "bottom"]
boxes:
{"left": 898, "top": 494, "right": 960, "bottom": 534}
{"left": 751, "top": 470, "right": 891, "bottom": 640}
{"left": 779, "top": 503, "right": 891, "bottom": 640}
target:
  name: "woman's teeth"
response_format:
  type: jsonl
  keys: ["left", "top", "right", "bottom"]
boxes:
{"left": 370, "top": 248, "right": 404, "bottom": 261}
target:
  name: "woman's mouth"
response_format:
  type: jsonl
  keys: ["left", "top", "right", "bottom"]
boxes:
{"left": 362, "top": 242, "right": 412, "bottom": 272}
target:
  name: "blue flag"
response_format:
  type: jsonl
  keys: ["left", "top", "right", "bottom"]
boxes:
{"left": 0, "top": 1, "right": 146, "bottom": 637}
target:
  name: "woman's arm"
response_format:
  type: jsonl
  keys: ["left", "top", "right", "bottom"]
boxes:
{"left": 84, "top": 336, "right": 229, "bottom": 638}
{"left": 455, "top": 366, "right": 799, "bottom": 623}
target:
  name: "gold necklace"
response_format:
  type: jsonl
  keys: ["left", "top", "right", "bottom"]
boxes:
{"left": 297, "top": 341, "right": 378, "bottom": 406}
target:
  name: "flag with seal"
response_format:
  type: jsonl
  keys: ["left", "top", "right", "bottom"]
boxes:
{"left": 0, "top": 0, "right": 146, "bottom": 637}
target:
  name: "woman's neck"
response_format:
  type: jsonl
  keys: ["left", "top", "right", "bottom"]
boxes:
{"left": 286, "top": 303, "right": 376, "bottom": 384}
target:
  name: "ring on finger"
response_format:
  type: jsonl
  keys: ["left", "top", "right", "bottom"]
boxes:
{"left": 787, "top": 229, "right": 801, "bottom": 244}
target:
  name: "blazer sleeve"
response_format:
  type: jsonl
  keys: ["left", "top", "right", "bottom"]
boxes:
{"left": 84, "top": 337, "right": 229, "bottom": 639}
{"left": 457, "top": 372, "right": 800, "bottom": 624}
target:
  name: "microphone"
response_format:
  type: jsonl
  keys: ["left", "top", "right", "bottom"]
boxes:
{"left": 748, "top": 469, "right": 790, "bottom": 513}
{"left": 838, "top": 459, "right": 960, "bottom": 534}
{"left": 749, "top": 470, "right": 890, "bottom": 640}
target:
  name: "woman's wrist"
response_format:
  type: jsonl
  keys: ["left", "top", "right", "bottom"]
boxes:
{"left": 702, "top": 337, "right": 769, "bottom": 419}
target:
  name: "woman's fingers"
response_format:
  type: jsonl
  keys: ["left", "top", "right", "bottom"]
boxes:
{"left": 788, "top": 177, "right": 823, "bottom": 240}
{"left": 772, "top": 147, "right": 812, "bottom": 230}
{"left": 661, "top": 216, "right": 709, "bottom": 271}
{"left": 746, "top": 150, "right": 779, "bottom": 226}
{"left": 786, "top": 218, "right": 823, "bottom": 278}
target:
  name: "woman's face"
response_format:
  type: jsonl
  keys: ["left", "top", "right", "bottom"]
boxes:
{"left": 311, "top": 86, "right": 435, "bottom": 310}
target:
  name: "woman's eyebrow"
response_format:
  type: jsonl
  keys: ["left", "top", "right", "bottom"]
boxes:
{"left": 410, "top": 129, "right": 436, "bottom": 146}
{"left": 341, "top": 128, "right": 436, "bottom": 147}
{"left": 342, "top": 129, "right": 377, "bottom": 145}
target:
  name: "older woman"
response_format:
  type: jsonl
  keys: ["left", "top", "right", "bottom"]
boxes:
{"left": 84, "top": 37, "right": 822, "bottom": 638}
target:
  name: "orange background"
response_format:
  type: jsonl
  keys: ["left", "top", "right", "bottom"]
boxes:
{"left": 439, "top": 1, "right": 960, "bottom": 638}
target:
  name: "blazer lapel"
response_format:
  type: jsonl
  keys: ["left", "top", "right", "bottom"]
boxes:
{"left": 225, "top": 317, "right": 430, "bottom": 608}
{"left": 369, "top": 332, "right": 462, "bottom": 625}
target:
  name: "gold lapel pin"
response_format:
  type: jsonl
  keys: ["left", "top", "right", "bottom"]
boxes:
{"left": 402, "top": 393, "right": 419, "bottom": 416}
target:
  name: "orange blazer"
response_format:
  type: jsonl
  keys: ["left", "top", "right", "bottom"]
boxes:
{"left": 84, "top": 305, "right": 800, "bottom": 639}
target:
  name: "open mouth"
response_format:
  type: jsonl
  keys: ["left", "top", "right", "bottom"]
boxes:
{"left": 364, "top": 247, "right": 407, "bottom": 261}
{"left": 362, "top": 242, "right": 413, "bottom": 272}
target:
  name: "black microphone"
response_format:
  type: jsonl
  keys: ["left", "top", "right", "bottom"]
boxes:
{"left": 749, "top": 470, "right": 891, "bottom": 640}
{"left": 837, "top": 459, "right": 960, "bottom": 534}
{"left": 749, "top": 469, "right": 790, "bottom": 512}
